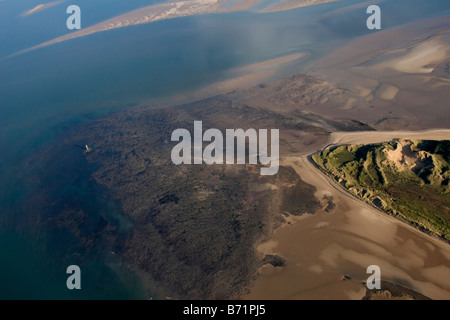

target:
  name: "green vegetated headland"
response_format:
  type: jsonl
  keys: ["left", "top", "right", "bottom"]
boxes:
{"left": 312, "top": 139, "right": 450, "bottom": 240}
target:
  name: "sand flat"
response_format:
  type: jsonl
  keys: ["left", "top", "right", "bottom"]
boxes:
{"left": 22, "top": 1, "right": 61, "bottom": 16}
{"left": 327, "top": 129, "right": 450, "bottom": 147}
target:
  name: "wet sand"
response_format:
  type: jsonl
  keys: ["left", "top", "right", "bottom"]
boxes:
{"left": 306, "top": 16, "right": 450, "bottom": 130}
{"left": 170, "top": 53, "right": 307, "bottom": 104}
{"left": 244, "top": 130, "right": 450, "bottom": 300}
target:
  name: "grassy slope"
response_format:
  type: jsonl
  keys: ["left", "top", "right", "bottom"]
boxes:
{"left": 312, "top": 140, "right": 450, "bottom": 240}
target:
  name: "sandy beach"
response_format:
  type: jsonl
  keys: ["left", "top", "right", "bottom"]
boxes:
{"left": 22, "top": 1, "right": 61, "bottom": 16}
{"left": 245, "top": 130, "right": 450, "bottom": 300}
